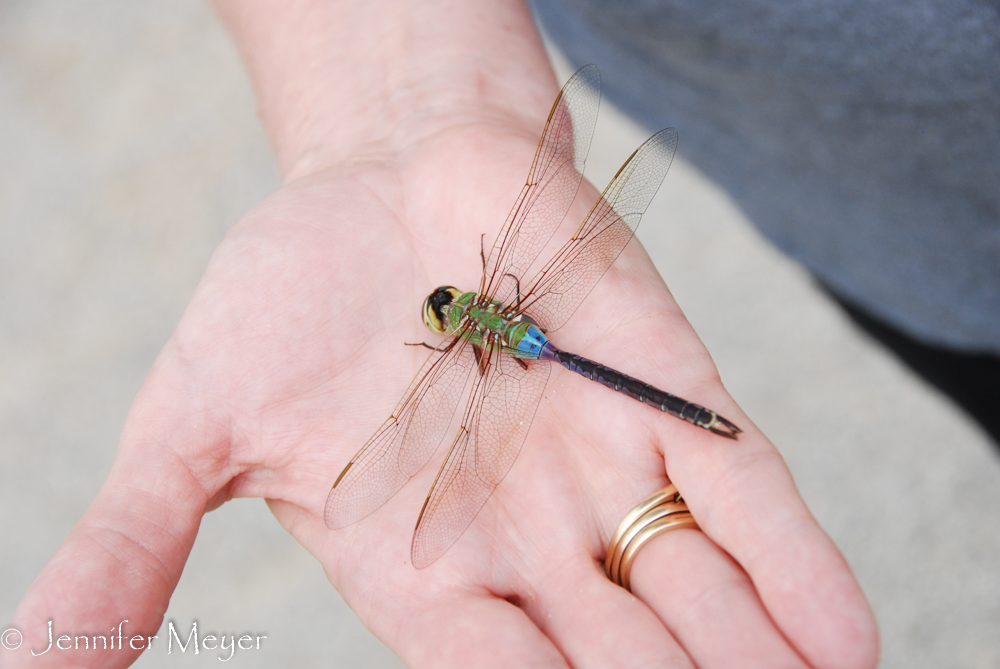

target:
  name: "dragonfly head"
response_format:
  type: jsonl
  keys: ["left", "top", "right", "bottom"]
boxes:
{"left": 422, "top": 286, "right": 462, "bottom": 334}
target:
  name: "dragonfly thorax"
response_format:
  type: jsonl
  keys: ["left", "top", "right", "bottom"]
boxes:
{"left": 421, "top": 285, "right": 550, "bottom": 359}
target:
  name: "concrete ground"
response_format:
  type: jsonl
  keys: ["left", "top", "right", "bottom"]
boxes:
{"left": 2, "top": 1, "right": 998, "bottom": 667}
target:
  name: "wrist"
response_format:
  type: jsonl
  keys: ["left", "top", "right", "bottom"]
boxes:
{"left": 212, "top": 0, "right": 557, "bottom": 182}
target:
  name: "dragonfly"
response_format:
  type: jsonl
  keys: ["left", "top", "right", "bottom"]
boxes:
{"left": 325, "top": 65, "right": 741, "bottom": 569}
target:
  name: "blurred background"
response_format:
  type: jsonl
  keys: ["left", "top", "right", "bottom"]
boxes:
{"left": 1, "top": 1, "right": 998, "bottom": 666}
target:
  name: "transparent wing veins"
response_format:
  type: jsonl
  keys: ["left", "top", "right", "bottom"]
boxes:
{"left": 410, "top": 342, "right": 550, "bottom": 568}
{"left": 516, "top": 127, "right": 679, "bottom": 332}
{"left": 324, "top": 332, "right": 477, "bottom": 530}
{"left": 479, "top": 65, "right": 601, "bottom": 304}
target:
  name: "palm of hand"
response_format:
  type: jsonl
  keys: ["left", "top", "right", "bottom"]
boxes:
{"left": 160, "top": 121, "right": 716, "bottom": 640}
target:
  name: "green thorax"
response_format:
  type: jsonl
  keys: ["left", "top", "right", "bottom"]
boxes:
{"left": 444, "top": 291, "right": 537, "bottom": 355}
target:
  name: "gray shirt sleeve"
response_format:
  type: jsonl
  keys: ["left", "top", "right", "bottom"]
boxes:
{"left": 532, "top": 0, "right": 1000, "bottom": 354}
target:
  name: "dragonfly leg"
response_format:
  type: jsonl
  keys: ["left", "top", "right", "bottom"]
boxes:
{"left": 472, "top": 344, "right": 494, "bottom": 376}
{"left": 503, "top": 273, "right": 523, "bottom": 310}
{"left": 406, "top": 340, "right": 461, "bottom": 353}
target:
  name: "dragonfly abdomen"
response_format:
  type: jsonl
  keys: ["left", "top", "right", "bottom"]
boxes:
{"left": 539, "top": 344, "right": 741, "bottom": 439}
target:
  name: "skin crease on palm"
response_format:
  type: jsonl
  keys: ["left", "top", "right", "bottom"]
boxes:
{"left": 6, "top": 1, "right": 879, "bottom": 668}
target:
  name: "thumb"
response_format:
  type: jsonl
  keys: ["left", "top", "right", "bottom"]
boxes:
{"left": 6, "top": 352, "right": 228, "bottom": 668}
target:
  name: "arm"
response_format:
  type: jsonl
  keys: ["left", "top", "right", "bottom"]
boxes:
{"left": 214, "top": 0, "right": 560, "bottom": 182}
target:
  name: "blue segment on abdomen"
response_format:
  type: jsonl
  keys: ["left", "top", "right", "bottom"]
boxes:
{"left": 514, "top": 324, "right": 549, "bottom": 359}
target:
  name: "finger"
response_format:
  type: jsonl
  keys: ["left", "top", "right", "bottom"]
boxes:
{"left": 528, "top": 557, "right": 695, "bottom": 668}
{"left": 629, "top": 527, "right": 809, "bottom": 668}
{"left": 7, "top": 362, "right": 220, "bottom": 668}
{"left": 667, "top": 424, "right": 879, "bottom": 669}
{"left": 395, "top": 594, "right": 568, "bottom": 668}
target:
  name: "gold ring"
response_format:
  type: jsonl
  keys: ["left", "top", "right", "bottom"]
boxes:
{"left": 604, "top": 484, "right": 699, "bottom": 591}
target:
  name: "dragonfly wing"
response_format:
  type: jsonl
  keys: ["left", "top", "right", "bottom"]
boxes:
{"left": 410, "top": 345, "right": 550, "bottom": 568}
{"left": 518, "top": 128, "right": 679, "bottom": 333}
{"left": 325, "top": 336, "right": 477, "bottom": 530}
{"left": 480, "top": 65, "right": 601, "bottom": 305}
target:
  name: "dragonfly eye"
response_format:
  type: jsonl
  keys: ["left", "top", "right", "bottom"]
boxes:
{"left": 422, "top": 286, "right": 461, "bottom": 334}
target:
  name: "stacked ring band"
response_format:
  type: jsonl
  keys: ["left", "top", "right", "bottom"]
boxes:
{"left": 604, "top": 483, "right": 699, "bottom": 591}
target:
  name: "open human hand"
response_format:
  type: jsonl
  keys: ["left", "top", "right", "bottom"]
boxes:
{"left": 6, "top": 1, "right": 878, "bottom": 667}
{"left": 10, "top": 89, "right": 875, "bottom": 669}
